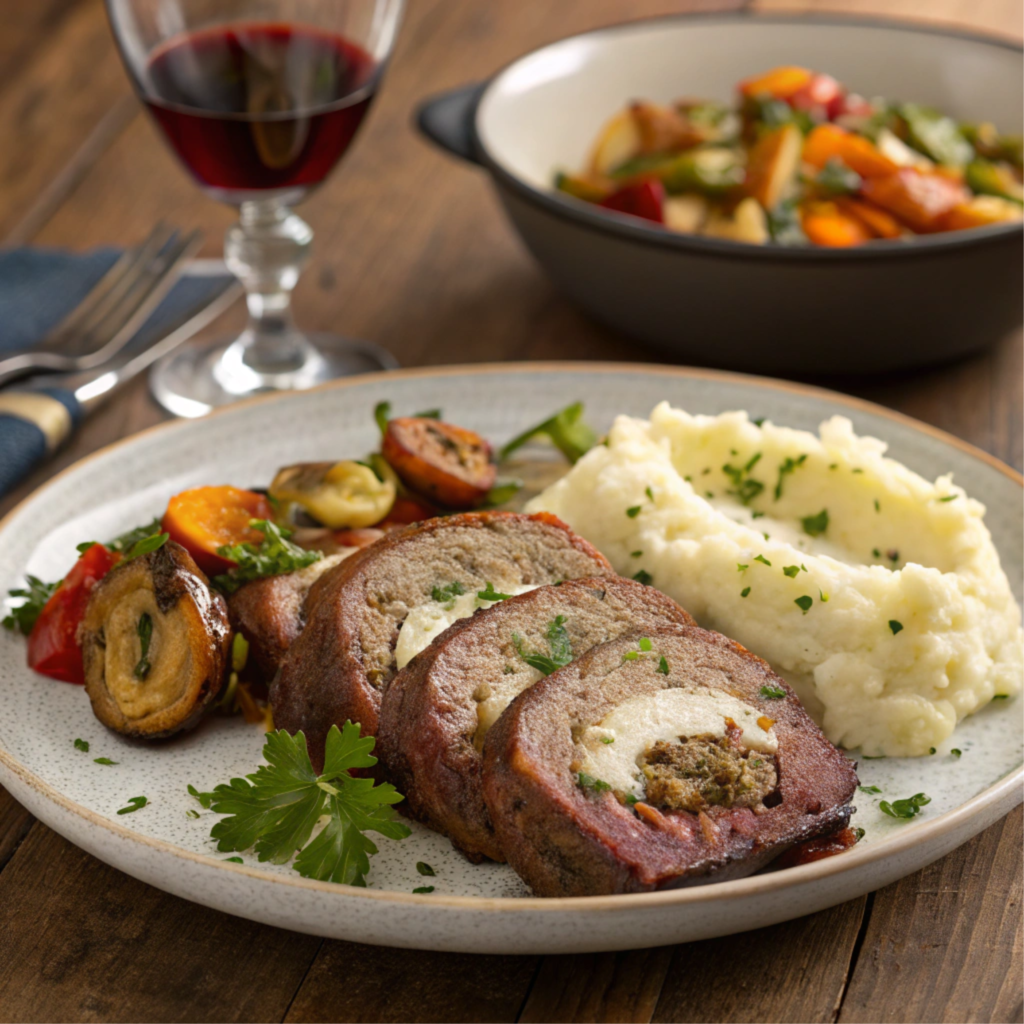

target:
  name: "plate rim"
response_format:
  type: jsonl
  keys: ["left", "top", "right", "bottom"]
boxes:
{"left": 1, "top": 360, "right": 1020, "bottom": 912}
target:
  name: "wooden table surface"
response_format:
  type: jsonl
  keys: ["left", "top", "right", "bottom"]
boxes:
{"left": 0, "top": 0, "right": 1021, "bottom": 1021}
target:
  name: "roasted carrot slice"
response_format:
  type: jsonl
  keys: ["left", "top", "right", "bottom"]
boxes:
{"left": 802, "top": 125, "right": 899, "bottom": 179}
{"left": 745, "top": 123, "right": 802, "bottom": 210}
{"left": 861, "top": 168, "right": 968, "bottom": 233}
{"left": 835, "top": 197, "right": 903, "bottom": 239}
{"left": 939, "top": 195, "right": 1024, "bottom": 231}
{"left": 800, "top": 201, "right": 872, "bottom": 247}
{"left": 738, "top": 66, "right": 812, "bottom": 100}
{"left": 382, "top": 417, "right": 496, "bottom": 509}
{"left": 161, "top": 485, "right": 274, "bottom": 575}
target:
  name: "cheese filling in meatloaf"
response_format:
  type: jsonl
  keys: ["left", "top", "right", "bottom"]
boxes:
{"left": 576, "top": 687, "right": 779, "bottom": 805}
{"left": 482, "top": 627, "right": 858, "bottom": 897}
{"left": 271, "top": 512, "right": 615, "bottom": 770}
{"left": 377, "top": 576, "right": 696, "bottom": 863}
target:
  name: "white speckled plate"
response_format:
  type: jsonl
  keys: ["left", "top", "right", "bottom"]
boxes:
{"left": 0, "top": 364, "right": 1020, "bottom": 954}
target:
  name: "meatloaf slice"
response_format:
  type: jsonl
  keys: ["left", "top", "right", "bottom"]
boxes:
{"left": 271, "top": 511, "right": 614, "bottom": 770}
{"left": 378, "top": 577, "right": 695, "bottom": 862}
{"left": 482, "top": 627, "right": 859, "bottom": 897}
{"left": 227, "top": 553, "right": 348, "bottom": 688}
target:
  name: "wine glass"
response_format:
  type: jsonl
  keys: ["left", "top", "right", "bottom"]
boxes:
{"left": 105, "top": 0, "right": 404, "bottom": 417}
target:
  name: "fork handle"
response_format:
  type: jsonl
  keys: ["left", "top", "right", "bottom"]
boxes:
{"left": 0, "top": 388, "right": 81, "bottom": 498}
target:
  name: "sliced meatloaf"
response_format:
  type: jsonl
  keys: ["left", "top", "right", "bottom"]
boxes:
{"left": 227, "top": 553, "right": 348, "bottom": 688}
{"left": 378, "top": 577, "right": 695, "bottom": 862}
{"left": 271, "top": 512, "right": 614, "bottom": 770}
{"left": 482, "top": 627, "right": 859, "bottom": 897}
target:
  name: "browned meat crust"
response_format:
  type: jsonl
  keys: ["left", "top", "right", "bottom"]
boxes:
{"left": 271, "top": 511, "right": 614, "bottom": 771}
{"left": 226, "top": 553, "right": 347, "bottom": 688}
{"left": 80, "top": 541, "right": 231, "bottom": 739}
{"left": 482, "top": 627, "right": 859, "bottom": 896}
{"left": 378, "top": 577, "right": 696, "bottom": 862}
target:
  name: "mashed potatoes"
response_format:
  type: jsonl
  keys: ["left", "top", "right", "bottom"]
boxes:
{"left": 527, "top": 403, "right": 1022, "bottom": 757}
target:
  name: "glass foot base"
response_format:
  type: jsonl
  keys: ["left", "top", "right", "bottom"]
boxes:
{"left": 150, "top": 333, "right": 399, "bottom": 418}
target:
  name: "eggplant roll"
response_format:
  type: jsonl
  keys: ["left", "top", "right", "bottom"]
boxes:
{"left": 79, "top": 541, "right": 231, "bottom": 738}
{"left": 482, "top": 627, "right": 859, "bottom": 897}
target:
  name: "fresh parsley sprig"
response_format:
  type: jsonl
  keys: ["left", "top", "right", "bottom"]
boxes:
{"left": 213, "top": 520, "right": 321, "bottom": 595}
{"left": 197, "top": 723, "right": 410, "bottom": 886}
{"left": 879, "top": 792, "right": 931, "bottom": 820}
{"left": 2, "top": 575, "right": 58, "bottom": 635}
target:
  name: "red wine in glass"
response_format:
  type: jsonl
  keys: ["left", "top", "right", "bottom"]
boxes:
{"left": 142, "top": 23, "right": 378, "bottom": 200}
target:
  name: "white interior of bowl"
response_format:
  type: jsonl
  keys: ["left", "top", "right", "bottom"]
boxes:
{"left": 477, "top": 17, "right": 1024, "bottom": 189}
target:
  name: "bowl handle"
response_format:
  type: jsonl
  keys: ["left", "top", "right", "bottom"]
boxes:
{"left": 416, "top": 83, "right": 487, "bottom": 165}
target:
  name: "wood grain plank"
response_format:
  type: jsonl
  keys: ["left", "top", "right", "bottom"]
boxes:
{"left": 283, "top": 940, "right": 538, "bottom": 1024}
{"left": 0, "top": 0, "right": 86, "bottom": 94}
{"left": 0, "top": 787, "right": 34, "bottom": 874}
{"left": 0, "top": 822, "right": 323, "bottom": 1024}
{"left": 0, "top": 0, "right": 134, "bottom": 243}
{"left": 518, "top": 947, "right": 675, "bottom": 1024}
{"left": 650, "top": 897, "right": 868, "bottom": 1023}
{"left": 838, "top": 806, "right": 1023, "bottom": 1024}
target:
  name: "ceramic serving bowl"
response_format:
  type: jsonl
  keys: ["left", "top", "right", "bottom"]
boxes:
{"left": 417, "top": 13, "right": 1023, "bottom": 375}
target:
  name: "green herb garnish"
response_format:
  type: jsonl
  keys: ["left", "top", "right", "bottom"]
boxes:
{"left": 123, "top": 532, "right": 170, "bottom": 563}
{"left": 801, "top": 509, "right": 829, "bottom": 537}
{"left": 774, "top": 454, "right": 807, "bottom": 500}
{"left": 754, "top": 555, "right": 771, "bottom": 567}
{"left": 853, "top": 827, "right": 866, "bottom": 841}
{"left": 3, "top": 575, "right": 58, "bottom": 635}
{"left": 133, "top": 612, "right": 153, "bottom": 681}
{"left": 600, "top": 736, "right": 615, "bottom": 744}
{"left": 513, "top": 616, "right": 573, "bottom": 676}
{"left": 631, "top": 550, "right": 643, "bottom": 558}
{"left": 187, "top": 784, "right": 216, "bottom": 809}
{"left": 795, "top": 595, "right": 813, "bottom": 613}
{"left": 782, "top": 565, "right": 802, "bottom": 578}
{"left": 224, "top": 857, "right": 244, "bottom": 864}
{"left": 477, "top": 582, "right": 513, "bottom": 603}
{"left": 94, "top": 757, "right": 118, "bottom": 766}
{"left": 889, "top": 620, "right": 904, "bottom": 635}
{"left": 199, "top": 723, "right": 409, "bottom": 885}
{"left": 107, "top": 519, "right": 163, "bottom": 554}
{"left": 117, "top": 796, "right": 148, "bottom": 815}
{"left": 722, "top": 452, "right": 764, "bottom": 506}
{"left": 186, "top": 809, "right": 200, "bottom": 819}
{"left": 879, "top": 793, "right": 931, "bottom": 820}
{"left": 416, "top": 862, "right": 436, "bottom": 877}
{"left": 858, "top": 785, "right": 882, "bottom": 794}
{"left": 815, "top": 157, "right": 862, "bottom": 196}
{"left": 632, "top": 569, "right": 653, "bottom": 586}
{"left": 499, "top": 402, "right": 597, "bottom": 464}
{"left": 374, "top": 401, "right": 391, "bottom": 435}
{"left": 638, "top": 637, "right": 653, "bottom": 652}
{"left": 482, "top": 480, "right": 523, "bottom": 506}
{"left": 657, "top": 656, "right": 670, "bottom": 675}
{"left": 431, "top": 581, "right": 466, "bottom": 604}
{"left": 578, "top": 773, "right": 612, "bottom": 794}
{"left": 213, "top": 520, "right": 321, "bottom": 595}
{"left": 759, "top": 685, "right": 786, "bottom": 699}
{"left": 413, "top": 886, "right": 435, "bottom": 894}
{"left": 74, "top": 738, "right": 89, "bottom": 752}
{"left": 626, "top": 505, "right": 642, "bottom": 518}
{"left": 951, "top": 749, "right": 962, "bottom": 758}
{"left": 741, "top": 587, "right": 751, "bottom": 598}
{"left": 938, "top": 494, "right": 958, "bottom": 503}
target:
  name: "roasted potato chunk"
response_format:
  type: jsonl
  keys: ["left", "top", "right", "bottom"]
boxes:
{"left": 79, "top": 541, "right": 231, "bottom": 738}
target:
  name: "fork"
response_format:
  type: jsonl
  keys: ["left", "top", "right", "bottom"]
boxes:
{"left": 0, "top": 225, "right": 203, "bottom": 388}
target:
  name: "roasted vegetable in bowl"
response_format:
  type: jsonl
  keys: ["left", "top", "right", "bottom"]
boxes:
{"left": 554, "top": 66, "right": 1023, "bottom": 246}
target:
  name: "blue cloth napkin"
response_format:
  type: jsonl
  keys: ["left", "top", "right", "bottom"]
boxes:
{"left": 0, "top": 247, "right": 233, "bottom": 498}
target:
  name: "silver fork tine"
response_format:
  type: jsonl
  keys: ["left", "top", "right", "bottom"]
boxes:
{"left": 38, "top": 223, "right": 175, "bottom": 354}
{"left": 0, "top": 225, "right": 203, "bottom": 388}
{"left": 75, "top": 229, "right": 204, "bottom": 371}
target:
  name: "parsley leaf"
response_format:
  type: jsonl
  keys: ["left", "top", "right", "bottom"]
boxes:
{"left": 577, "top": 773, "right": 612, "bottom": 794}
{"left": 879, "top": 793, "right": 931, "bottom": 819}
{"left": 801, "top": 509, "right": 829, "bottom": 537}
{"left": 722, "top": 452, "right": 764, "bottom": 506}
{"left": 213, "top": 520, "right": 321, "bottom": 595}
{"left": 499, "top": 402, "right": 597, "bottom": 464}
{"left": 187, "top": 784, "right": 216, "bottom": 809}
{"left": 858, "top": 785, "right": 882, "bottom": 794}
{"left": 759, "top": 685, "right": 786, "bottom": 699}
{"left": 431, "top": 581, "right": 466, "bottom": 604}
{"left": 754, "top": 555, "right": 771, "bottom": 567}
{"left": 626, "top": 505, "right": 642, "bottom": 518}
{"left": 638, "top": 637, "right": 653, "bottom": 652}
{"left": 740, "top": 587, "right": 751, "bottom": 598}
{"left": 3, "top": 575, "right": 58, "bottom": 635}
{"left": 795, "top": 595, "right": 813, "bottom": 613}
{"left": 94, "top": 757, "right": 118, "bottom": 766}
{"left": 482, "top": 480, "right": 523, "bottom": 507}
{"left": 107, "top": 519, "right": 164, "bottom": 554}
{"left": 888, "top": 620, "right": 904, "bottom": 635}
{"left": 73, "top": 738, "right": 89, "bottom": 752}
{"left": 512, "top": 615, "right": 573, "bottom": 676}
{"left": 477, "top": 582, "right": 513, "bottom": 602}
{"left": 782, "top": 565, "right": 802, "bottom": 578}
{"left": 117, "top": 796, "right": 148, "bottom": 815}
{"left": 774, "top": 454, "right": 807, "bottom": 500}
{"left": 416, "top": 861, "right": 436, "bottom": 877}
{"left": 657, "top": 655, "right": 670, "bottom": 675}
{"left": 413, "top": 886, "right": 435, "bottom": 894}
{"left": 203, "top": 723, "right": 409, "bottom": 886}
{"left": 632, "top": 569, "right": 653, "bottom": 586}
{"left": 374, "top": 401, "right": 391, "bottom": 435}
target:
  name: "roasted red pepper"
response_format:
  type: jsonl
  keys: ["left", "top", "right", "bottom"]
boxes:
{"left": 599, "top": 180, "right": 665, "bottom": 223}
{"left": 26, "top": 543, "right": 120, "bottom": 684}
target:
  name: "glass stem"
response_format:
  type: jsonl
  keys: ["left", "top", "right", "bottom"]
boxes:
{"left": 218, "top": 199, "right": 323, "bottom": 391}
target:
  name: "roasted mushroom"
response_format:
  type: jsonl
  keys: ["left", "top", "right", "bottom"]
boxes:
{"left": 226, "top": 552, "right": 348, "bottom": 687}
{"left": 79, "top": 541, "right": 231, "bottom": 738}
{"left": 382, "top": 417, "right": 496, "bottom": 509}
